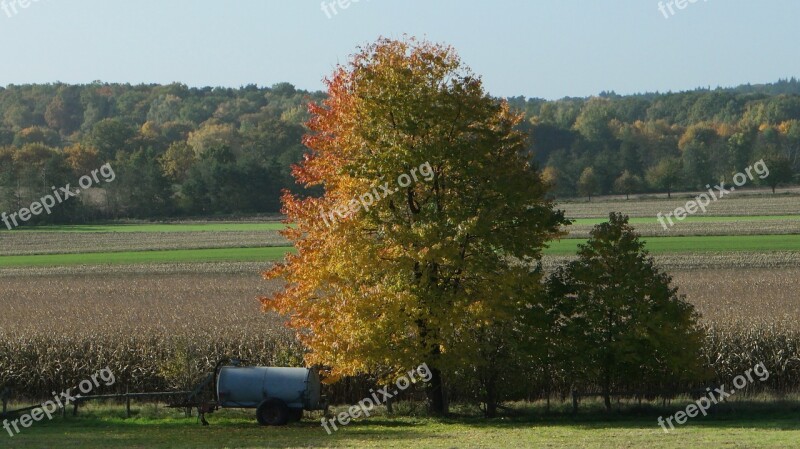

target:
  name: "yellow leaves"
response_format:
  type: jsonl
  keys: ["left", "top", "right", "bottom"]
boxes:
{"left": 262, "top": 36, "right": 566, "bottom": 385}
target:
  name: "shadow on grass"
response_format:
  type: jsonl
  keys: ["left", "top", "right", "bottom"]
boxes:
{"left": 6, "top": 398, "right": 800, "bottom": 449}
{"left": 429, "top": 398, "right": 800, "bottom": 431}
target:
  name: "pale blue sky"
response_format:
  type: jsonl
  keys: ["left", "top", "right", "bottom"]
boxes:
{"left": 1, "top": 0, "right": 798, "bottom": 99}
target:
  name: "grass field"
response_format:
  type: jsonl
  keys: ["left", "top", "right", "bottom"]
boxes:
{"left": 0, "top": 247, "right": 295, "bottom": 267}
{"left": 4, "top": 402, "right": 800, "bottom": 449}
{"left": 6, "top": 223, "right": 289, "bottom": 232}
{"left": 2, "top": 234, "right": 800, "bottom": 267}
{"left": 6, "top": 214, "right": 797, "bottom": 232}
{"left": 2, "top": 193, "right": 800, "bottom": 448}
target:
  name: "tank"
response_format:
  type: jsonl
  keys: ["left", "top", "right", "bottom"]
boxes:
{"left": 216, "top": 366, "right": 323, "bottom": 410}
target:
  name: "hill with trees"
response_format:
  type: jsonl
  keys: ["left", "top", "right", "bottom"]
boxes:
{"left": 0, "top": 79, "right": 799, "bottom": 223}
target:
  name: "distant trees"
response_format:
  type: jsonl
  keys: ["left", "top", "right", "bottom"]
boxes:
{"left": 0, "top": 82, "right": 317, "bottom": 223}
{"left": 520, "top": 86, "right": 800, "bottom": 198}
{"left": 0, "top": 79, "right": 800, "bottom": 222}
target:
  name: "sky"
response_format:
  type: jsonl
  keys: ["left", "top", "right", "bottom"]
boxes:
{"left": 1, "top": 0, "right": 799, "bottom": 100}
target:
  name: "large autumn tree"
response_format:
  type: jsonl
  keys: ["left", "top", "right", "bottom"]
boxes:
{"left": 261, "top": 37, "right": 567, "bottom": 414}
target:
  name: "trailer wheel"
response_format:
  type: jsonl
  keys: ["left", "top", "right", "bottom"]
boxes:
{"left": 256, "top": 399, "right": 289, "bottom": 426}
{"left": 288, "top": 408, "right": 303, "bottom": 422}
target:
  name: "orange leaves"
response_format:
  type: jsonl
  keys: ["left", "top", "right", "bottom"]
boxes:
{"left": 261, "top": 37, "right": 567, "bottom": 384}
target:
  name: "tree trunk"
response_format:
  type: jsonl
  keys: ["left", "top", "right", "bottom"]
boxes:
{"left": 426, "top": 366, "right": 447, "bottom": 415}
{"left": 484, "top": 378, "right": 497, "bottom": 418}
{"left": 603, "top": 367, "right": 612, "bottom": 411}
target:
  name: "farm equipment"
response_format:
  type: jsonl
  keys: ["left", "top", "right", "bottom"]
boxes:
{"left": 1, "top": 359, "right": 328, "bottom": 427}
{"left": 168, "top": 358, "right": 328, "bottom": 426}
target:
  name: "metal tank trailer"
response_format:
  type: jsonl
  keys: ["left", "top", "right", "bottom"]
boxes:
{"left": 217, "top": 364, "right": 326, "bottom": 425}
{"left": 175, "top": 359, "right": 328, "bottom": 426}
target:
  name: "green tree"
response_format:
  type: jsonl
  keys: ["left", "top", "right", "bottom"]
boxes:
{"left": 573, "top": 97, "right": 614, "bottom": 144}
{"left": 545, "top": 213, "right": 705, "bottom": 410}
{"left": 613, "top": 170, "right": 642, "bottom": 200}
{"left": 682, "top": 142, "right": 713, "bottom": 188}
{"left": 108, "top": 147, "right": 174, "bottom": 217}
{"left": 187, "top": 123, "right": 240, "bottom": 157}
{"left": 758, "top": 154, "right": 794, "bottom": 193}
{"left": 646, "top": 157, "right": 681, "bottom": 198}
{"left": 578, "top": 167, "right": 598, "bottom": 201}
{"left": 13, "top": 126, "right": 60, "bottom": 147}
{"left": 87, "top": 118, "right": 136, "bottom": 160}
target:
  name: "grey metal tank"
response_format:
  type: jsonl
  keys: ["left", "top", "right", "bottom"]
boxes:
{"left": 216, "top": 366, "right": 324, "bottom": 411}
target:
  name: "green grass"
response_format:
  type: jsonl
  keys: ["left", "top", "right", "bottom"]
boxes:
{"left": 569, "top": 215, "right": 800, "bottom": 226}
{"left": 4, "top": 406, "right": 800, "bottom": 448}
{"left": 0, "top": 247, "right": 295, "bottom": 267}
{"left": 1, "top": 235, "right": 799, "bottom": 267}
{"left": 545, "top": 234, "right": 800, "bottom": 255}
{"left": 0, "top": 215, "right": 800, "bottom": 233}
{"left": 8, "top": 216, "right": 798, "bottom": 233}
{"left": 5, "top": 223, "right": 289, "bottom": 233}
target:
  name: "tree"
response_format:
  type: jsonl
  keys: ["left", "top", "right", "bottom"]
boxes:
{"left": 13, "top": 126, "right": 60, "bottom": 147}
{"left": 12, "top": 144, "right": 74, "bottom": 223}
{"left": 758, "top": 154, "right": 794, "bottom": 193}
{"left": 540, "top": 166, "right": 559, "bottom": 190}
{"left": 613, "top": 170, "right": 642, "bottom": 200}
{"left": 147, "top": 94, "right": 183, "bottom": 125}
{"left": 260, "top": 38, "right": 567, "bottom": 415}
{"left": 573, "top": 97, "right": 614, "bottom": 144}
{"left": 646, "top": 157, "right": 681, "bottom": 198}
{"left": 187, "top": 123, "right": 240, "bottom": 157}
{"left": 545, "top": 213, "right": 705, "bottom": 410}
{"left": 86, "top": 118, "right": 136, "bottom": 160}
{"left": 682, "top": 142, "right": 714, "bottom": 189}
{"left": 107, "top": 147, "right": 174, "bottom": 217}
{"left": 63, "top": 143, "right": 100, "bottom": 176}
{"left": 45, "top": 91, "right": 82, "bottom": 135}
{"left": 578, "top": 167, "right": 598, "bottom": 201}
{"left": 160, "top": 141, "right": 196, "bottom": 182}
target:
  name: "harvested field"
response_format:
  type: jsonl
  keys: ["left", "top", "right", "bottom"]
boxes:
{"left": 0, "top": 273, "right": 285, "bottom": 336}
{"left": 558, "top": 194, "right": 800, "bottom": 218}
{"left": 1, "top": 197, "right": 799, "bottom": 405}
{"left": 3, "top": 269, "right": 798, "bottom": 337}
{"left": 672, "top": 268, "right": 800, "bottom": 326}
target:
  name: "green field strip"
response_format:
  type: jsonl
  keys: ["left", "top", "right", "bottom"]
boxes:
{"left": 1, "top": 235, "right": 799, "bottom": 267}
{"left": 5, "top": 223, "right": 289, "bottom": 233}
{"left": 569, "top": 215, "right": 800, "bottom": 226}
{"left": 7, "top": 217, "right": 797, "bottom": 233}
{"left": 544, "top": 234, "right": 800, "bottom": 255}
{"left": 0, "top": 247, "right": 295, "bottom": 267}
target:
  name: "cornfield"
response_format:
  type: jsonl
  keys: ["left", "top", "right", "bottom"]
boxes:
{"left": 2, "top": 266, "right": 800, "bottom": 402}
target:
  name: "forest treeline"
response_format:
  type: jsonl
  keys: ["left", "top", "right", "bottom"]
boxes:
{"left": 1, "top": 79, "right": 799, "bottom": 223}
